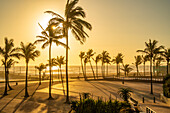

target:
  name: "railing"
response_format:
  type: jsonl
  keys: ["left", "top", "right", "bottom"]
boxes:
{"left": 110, "top": 76, "right": 163, "bottom": 83}
{"left": 146, "top": 106, "right": 156, "bottom": 113}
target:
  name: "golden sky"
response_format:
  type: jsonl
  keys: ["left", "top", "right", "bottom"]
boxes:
{"left": 0, "top": 0, "right": 170, "bottom": 66}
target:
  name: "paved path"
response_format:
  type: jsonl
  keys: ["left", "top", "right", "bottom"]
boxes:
{"left": 0, "top": 79, "right": 169, "bottom": 113}
{"left": 52, "top": 79, "right": 170, "bottom": 112}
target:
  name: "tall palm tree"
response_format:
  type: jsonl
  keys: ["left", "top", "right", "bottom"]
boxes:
{"left": 118, "top": 88, "right": 132, "bottom": 102}
{"left": 45, "top": 0, "right": 92, "bottom": 102}
{"left": 79, "top": 51, "right": 85, "bottom": 78}
{"left": 34, "top": 23, "right": 66, "bottom": 99}
{"left": 161, "top": 48, "right": 170, "bottom": 75}
{"left": 56, "top": 56, "right": 66, "bottom": 95}
{"left": 2, "top": 59, "right": 18, "bottom": 90}
{"left": 142, "top": 55, "right": 149, "bottom": 76}
{"left": 18, "top": 42, "right": 40, "bottom": 97}
{"left": 112, "top": 53, "right": 124, "bottom": 77}
{"left": 137, "top": 39, "right": 164, "bottom": 94}
{"left": 35, "top": 63, "right": 46, "bottom": 85}
{"left": 100, "top": 51, "right": 110, "bottom": 78}
{"left": 86, "top": 49, "right": 95, "bottom": 79}
{"left": 121, "top": 64, "right": 133, "bottom": 77}
{"left": 156, "top": 56, "right": 164, "bottom": 76}
{"left": 94, "top": 54, "right": 101, "bottom": 79}
{"left": 133, "top": 55, "right": 142, "bottom": 76}
{"left": 0, "top": 38, "right": 20, "bottom": 96}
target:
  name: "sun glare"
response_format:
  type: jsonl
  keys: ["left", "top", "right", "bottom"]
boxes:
{"left": 52, "top": 25, "right": 57, "bottom": 30}
{"left": 46, "top": 66, "right": 59, "bottom": 71}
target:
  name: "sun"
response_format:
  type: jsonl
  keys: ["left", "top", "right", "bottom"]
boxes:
{"left": 52, "top": 25, "right": 57, "bottom": 30}
{"left": 38, "top": 15, "right": 53, "bottom": 29}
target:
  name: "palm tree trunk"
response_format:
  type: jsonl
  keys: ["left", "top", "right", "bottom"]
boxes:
{"left": 101, "top": 62, "right": 103, "bottom": 78}
{"left": 25, "top": 62, "right": 29, "bottom": 97}
{"left": 65, "top": 27, "right": 69, "bottom": 103}
{"left": 116, "top": 64, "right": 118, "bottom": 77}
{"left": 150, "top": 58, "right": 153, "bottom": 94}
{"left": 159, "top": 65, "right": 161, "bottom": 76}
{"left": 48, "top": 42, "right": 53, "bottom": 99}
{"left": 153, "top": 60, "right": 155, "bottom": 76}
{"left": 103, "top": 63, "right": 106, "bottom": 78}
{"left": 3, "top": 64, "right": 8, "bottom": 96}
{"left": 58, "top": 68, "right": 60, "bottom": 80}
{"left": 84, "top": 62, "right": 86, "bottom": 80}
{"left": 52, "top": 69, "right": 53, "bottom": 83}
{"left": 81, "top": 59, "right": 85, "bottom": 78}
{"left": 89, "top": 61, "right": 95, "bottom": 79}
{"left": 167, "top": 60, "right": 169, "bottom": 75}
{"left": 96, "top": 63, "right": 98, "bottom": 79}
{"left": 107, "top": 63, "right": 108, "bottom": 76}
{"left": 60, "top": 66, "right": 65, "bottom": 95}
{"left": 144, "top": 62, "right": 145, "bottom": 76}
{"left": 39, "top": 71, "right": 41, "bottom": 85}
{"left": 124, "top": 70, "right": 126, "bottom": 77}
{"left": 7, "top": 70, "right": 13, "bottom": 90}
{"left": 137, "top": 65, "right": 139, "bottom": 76}
{"left": 102, "top": 63, "right": 105, "bottom": 78}
{"left": 119, "top": 64, "right": 120, "bottom": 77}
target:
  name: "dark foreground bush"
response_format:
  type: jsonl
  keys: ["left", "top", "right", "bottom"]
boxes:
{"left": 163, "top": 74, "right": 170, "bottom": 98}
{"left": 71, "top": 98, "right": 133, "bottom": 113}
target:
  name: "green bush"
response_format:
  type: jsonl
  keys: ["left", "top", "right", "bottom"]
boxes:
{"left": 72, "top": 98, "right": 132, "bottom": 113}
{"left": 163, "top": 74, "right": 170, "bottom": 98}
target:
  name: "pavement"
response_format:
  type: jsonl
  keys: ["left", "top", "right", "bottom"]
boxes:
{"left": 0, "top": 78, "right": 170, "bottom": 113}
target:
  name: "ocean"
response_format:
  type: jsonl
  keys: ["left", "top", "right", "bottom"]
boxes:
{"left": 0, "top": 65, "right": 168, "bottom": 80}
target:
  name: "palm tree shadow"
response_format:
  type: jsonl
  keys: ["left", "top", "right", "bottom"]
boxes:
{"left": 87, "top": 81, "right": 121, "bottom": 101}
{"left": 0, "top": 87, "right": 25, "bottom": 112}
{"left": 13, "top": 84, "right": 40, "bottom": 113}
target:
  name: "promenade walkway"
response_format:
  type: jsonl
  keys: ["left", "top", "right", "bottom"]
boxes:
{"left": 0, "top": 79, "right": 169, "bottom": 113}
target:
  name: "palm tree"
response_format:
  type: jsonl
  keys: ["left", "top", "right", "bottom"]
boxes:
{"left": 18, "top": 42, "right": 40, "bottom": 97}
{"left": 105, "top": 56, "right": 111, "bottom": 76}
{"left": 161, "top": 48, "right": 170, "bottom": 75}
{"left": 137, "top": 39, "right": 164, "bottom": 94}
{"left": 112, "top": 53, "right": 124, "bottom": 77}
{"left": 56, "top": 56, "right": 66, "bottom": 95}
{"left": 34, "top": 23, "right": 66, "bottom": 99}
{"left": 86, "top": 49, "right": 95, "bottom": 79}
{"left": 118, "top": 88, "right": 132, "bottom": 102}
{"left": 142, "top": 55, "right": 149, "bottom": 76}
{"left": 156, "top": 56, "right": 164, "bottom": 76}
{"left": 79, "top": 51, "right": 85, "bottom": 78}
{"left": 121, "top": 64, "right": 133, "bottom": 77}
{"left": 2, "top": 59, "right": 18, "bottom": 90}
{"left": 100, "top": 51, "right": 110, "bottom": 78}
{"left": 133, "top": 55, "right": 142, "bottom": 76}
{"left": 94, "top": 54, "right": 101, "bottom": 79}
{"left": 35, "top": 63, "right": 46, "bottom": 85}
{"left": 0, "top": 38, "right": 20, "bottom": 96}
{"left": 153, "top": 47, "right": 164, "bottom": 76}
{"left": 84, "top": 56, "right": 88, "bottom": 80}
{"left": 47, "top": 58, "right": 58, "bottom": 83}
{"left": 45, "top": 0, "right": 92, "bottom": 102}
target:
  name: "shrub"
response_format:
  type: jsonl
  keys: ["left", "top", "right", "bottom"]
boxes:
{"left": 72, "top": 98, "right": 131, "bottom": 113}
{"left": 163, "top": 74, "right": 170, "bottom": 98}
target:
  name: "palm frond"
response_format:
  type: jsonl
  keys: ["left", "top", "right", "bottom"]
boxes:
{"left": 71, "top": 29, "right": 84, "bottom": 44}
{"left": 75, "top": 19, "right": 92, "bottom": 30}
{"left": 53, "top": 40, "right": 68, "bottom": 49}
{"left": 45, "top": 11, "right": 64, "bottom": 20}
{"left": 42, "top": 41, "right": 50, "bottom": 49}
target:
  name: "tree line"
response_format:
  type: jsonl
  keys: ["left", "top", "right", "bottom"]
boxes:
{"left": 0, "top": 0, "right": 92, "bottom": 103}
